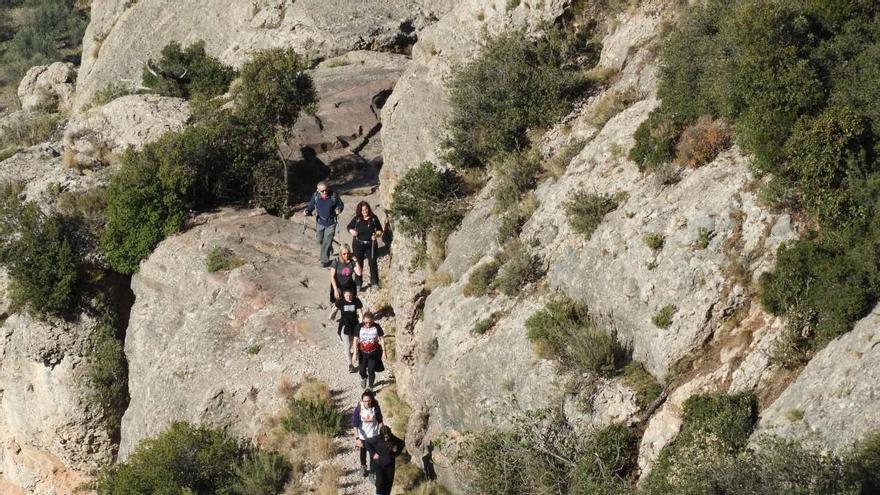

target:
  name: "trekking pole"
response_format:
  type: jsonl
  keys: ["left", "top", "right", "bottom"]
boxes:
{"left": 300, "top": 216, "right": 307, "bottom": 249}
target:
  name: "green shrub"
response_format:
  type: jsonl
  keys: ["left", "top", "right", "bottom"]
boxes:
{"left": 93, "top": 422, "right": 282, "bottom": 494}
{"left": 493, "top": 150, "right": 541, "bottom": 210}
{"left": 446, "top": 28, "right": 592, "bottom": 168}
{"left": 463, "top": 260, "right": 499, "bottom": 297}
{"left": 282, "top": 398, "right": 343, "bottom": 436}
{"left": 83, "top": 310, "right": 128, "bottom": 432}
{"left": 629, "top": 109, "right": 683, "bottom": 170}
{"left": 588, "top": 87, "right": 640, "bottom": 127}
{"left": 564, "top": 191, "right": 622, "bottom": 239}
{"left": 0, "top": 186, "right": 83, "bottom": 318}
{"left": 391, "top": 161, "right": 465, "bottom": 244}
{"left": 142, "top": 40, "right": 235, "bottom": 100}
{"left": 525, "top": 297, "right": 625, "bottom": 374}
{"left": 643, "top": 232, "right": 664, "bottom": 251}
{"left": 620, "top": 362, "right": 662, "bottom": 409}
{"left": 206, "top": 246, "right": 244, "bottom": 272}
{"left": 462, "top": 410, "right": 637, "bottom": 495}
{"left": 234, "top": 47, "right": 316, "bottom": 131}
{"left": 681, "top": 392, "right": 757, "bottom": 450}
{"left": 696, "top": 226, "right": 710, "bottom": 249}
{"left": 652, "top": 304, "right": 676, "bottom": 329}
{"left": 846, "top": 432, "right": 880, "bottom": 493}
{"left": 472, "top": 314, "right": 500, "bottom": 335}
{"left": 89, "top": 82, "right": 139, "bottom": 108}
{"left": 230, "top": 451, "right": 291, "bottom": 495}
{"left": 493, "top": 247, "right": 542, "bottom": 296}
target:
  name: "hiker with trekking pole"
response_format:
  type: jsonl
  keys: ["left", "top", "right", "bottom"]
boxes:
{"left": 302, "top": 181, "right": 344, "bottom": 267}
{"left": 347, "top": 201, "right": 383, "bottom": 292}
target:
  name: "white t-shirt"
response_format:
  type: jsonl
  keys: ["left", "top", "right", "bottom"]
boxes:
{"left": 358, "top": 404, "right": 380, "bottom": 439}
{"left": 358, "top": 323, "right": 383, "bottom": 344}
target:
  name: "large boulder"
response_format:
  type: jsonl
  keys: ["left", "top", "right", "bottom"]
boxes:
{"left": 75, "top": 0, "right": 447, "bottom": 109}
{"left": 17, "top": 63, "right": 77, "bottom": 113}
{"left": 755, "top": 304, "right": 880, "bottom": 452}
{"left": 62, "top": 94, "right": 191, "bottom": 168}
{"left": 0, "top": 312, "right": 114, "bottom": 494}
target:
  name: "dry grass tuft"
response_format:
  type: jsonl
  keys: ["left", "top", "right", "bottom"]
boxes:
{"left": 313, "top": 464, "right": 342, "bottom": 495}
{"left": 294, "top": 375, "right": 331, "bottom": 405}
{"left": 278, "top": 377, "right": 296, "bottom": 399}
{"left": 675, "top": 116, "right": 731, "bottom": 168}
{"left": 302, "top": 432, "right": 335, "bottom": 464}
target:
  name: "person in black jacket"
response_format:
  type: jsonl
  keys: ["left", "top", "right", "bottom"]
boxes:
{"left": 347, "top": 201, "right": 383, "bottom": 291}
{"left": 364, "top": 425, "right": 406, "bottom": 495}
{"left": 303, "top": 181, "right": 344, "bottom": 267}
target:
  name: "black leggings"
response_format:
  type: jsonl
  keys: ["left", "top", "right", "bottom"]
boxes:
{"left": 358, "top": 351, "right": 380, "bottom": 387}
{"left": 374, "top": 462, "right": 396, "bottom": 495}
{"left": 360, "top": 444, "right": 367, "bottom": 467}
{"left": 353, "top": 240, "right": 379, "bottom": 286}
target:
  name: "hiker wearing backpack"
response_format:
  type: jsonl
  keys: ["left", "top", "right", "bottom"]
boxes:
{"left": 329, "top": 244, "right": 362, "bottom": 303}
{"left": 364, "top": 425, "right": 406, "bottom": 495}
{"left": 352, "top": 389, "right": 384, "bottom": 478}
{"left": 347, "top": 201, "right": 383, "bottom": 291}
{"left": 303, "top": 181, "right": 344, "bottom": 267}
{"left": 352, "top": 311, "right": 386, "bottom": 390}
{"left": 328, "top": 288, "right": 364, "bottom": 372}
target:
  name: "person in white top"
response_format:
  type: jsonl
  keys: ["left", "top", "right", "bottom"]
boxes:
{"left": 352, "top": 311, "right": 387, "bottom": 390}
{"left": 351, "top": 389, "right": 384, "bottom": 478}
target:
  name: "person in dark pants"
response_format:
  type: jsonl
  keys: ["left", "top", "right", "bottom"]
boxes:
{"left": 303, "top": 181, "right": 344, "bottom": 267}
{"left": 347, "top": 201, "right": 383, "bottom": 291}
{"left": 364, "top": 425, "right": 405, "bottom": 495}
{"left": 352, "top": 390, "right": 383, "bottom": 478}
{"left": 328, "top": 289, "right": 363, "bottom": 372}
{"left": 329, "top": 244, "right": 361, "bottom": 304}
{"left": 352, "top": 312, "right": 386, "bottom": 390}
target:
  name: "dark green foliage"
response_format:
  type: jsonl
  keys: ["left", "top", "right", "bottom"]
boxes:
{"left": 84, "top": 308, "right": 128, "bottom": 433}
{"left": 142, "top": 41, "right": 236, "bottom": 100}
{"left": 652, "top": 304, "right": 676, "bottom": 329}
{"left": 643, "top": 232, "right": 664, "bottom": 251}
{"left": 620, "top": 362, "right": 662, "bottom": 409}
{"left": 492, "top": 246, "right": 542, "bottom": 296}
{"left": 564, "top": 191, "right": 621, "bottom": 238}
{"left": 390, "top": 161, "right": 464, "bottom": 243}
{"left": 101, "top": 112, "right": 273, "bottom": 274}
{"left": 493, "top": 151, "right": 541, "bottom": 210}
{"left": 252, "top": 159, "right": 289, "bottom": 217}
{"left": 463, "top": 260, "right": 499, "bottom": 298}
{"left": 0, "top": 0, "right": 88, "bottom": 88}
{"left": 846, "top": 432, "right": 880, "bottom": 494}
{"left": 462, "top": 410, "right": 637, "bottom": 495}
{"left": 525, "top": 297, "right": 625, "bottom": 374}
{"left": 446, "top": 28, "right": 593, "bottom": 168}
{"left": 629, "top": 109, "right": 683, "bottom": 171}
{"left": 681, "top": 392, "right": 757, "bottom": 451}
{"left": 235, "top": 47, "right": 316, "bottom": 130}
{"left": 93, "top": 422, "right": 289, "bottom": 495}
{"left": 230, "top": 451, "right": 292, "bottom": 495}
{"left": 281, "top": 398, "right": 343, "bottom": 436}
{"left": 472, "top": 313, "right": 500, "bottom": 335}
{"left": 0, "top": 185, "right": 83, "bottom": 318}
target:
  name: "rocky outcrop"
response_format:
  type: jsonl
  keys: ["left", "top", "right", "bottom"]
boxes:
{"left": 17, "top": 63, "right": 77, "bottom": 113}
{"left": 62, "top": 94, "right": 191, "bottom": 168}
{"left": 0, "top": 312, "right": 114, "bottom": 494}
{"left": 75, "top": 0, "right": 449, "bottom": 109}
{"left": 755, "top": 304, "right": 880, "bottom": 452}
{"left": 0, "top": 143, "right": 112, "bottom": 212}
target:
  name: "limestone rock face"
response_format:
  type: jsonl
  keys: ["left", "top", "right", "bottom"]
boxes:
{"left": 63, "top": 94, "right": 191, "bottom": 168}
{"left": 17, "top": 63, "right": 77, "bottom": 113}
{"left": 75, "top": 0, "right": 446, "bottom": 109}
{"left": 755, "top": 304, "right": 880, "bottom": 452}
{"left": 0, "top": 312, "right": 113, "bottom": 494}
{"left": 119, "top": 208, "right": 355, "bottom": 459}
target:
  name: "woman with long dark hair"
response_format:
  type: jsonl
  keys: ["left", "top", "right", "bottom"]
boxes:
{"left": 347, "top": 201, "right": 383, "bottom": 291}
{"left": 352, "top": 389, "right": 384, "bottom": 478}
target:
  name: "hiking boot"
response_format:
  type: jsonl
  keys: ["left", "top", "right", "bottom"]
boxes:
{"left": 362, "top": 467, "right": 370, "bottom": 478}
{"left": 361, "top": 378, "right": 367, "bottom": 389}
{"left": 348, "top": 364, "right": 357, "bottom": 373}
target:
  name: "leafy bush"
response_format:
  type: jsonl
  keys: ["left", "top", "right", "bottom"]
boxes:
{"left": 493, "top": 150, "right": 541, "bottom": 210}
{"left": 0, "top": 185, "right": 83, "bottom": 318}
{"left": 230, "top": 451, "right": 291, "bottom": 495}
{"left": 620, "top": 362, "right": 662, "bottom": 409}
{"left": 629, "top": 109, "right": 683, "bottom": 171}
{"left": 525, "top": 297, "right": 625, "bottom": 374}
{"left": 564, "top": 191, "right": 622, "bottom": 239}
{"left": 0, "top": 111, "right": 62, "bottom": 148}
{"left": 473, "top": 312, "right": 501, "bottom": 336}
{"left": 675, "top": 116, "right": 731, "bottom": 168}
{"left": 462, "top": 409, "right": 637, "bottom": 495}
{"left": 142, "top": 41, "right": 235, "bottom": 100}
{"left": 493, "top": 244, "right": 542, "bottom": 296}
{"left": 496, "top": 190, "right": 538, "bottom": 244}
{"left": 652, "top": 304, "right": 676, "bottom": 329}
{"left": 588, "top": 87, "right": 640, "bottom": 127}
{"left": 206, "top": 246, "right": 244, "bottom": 272}
{"left": 391, "top": 161, "right": 465, "bottom": 244}
{"left": 94, "top": 422, "right": 289, "bottom": 495}
{"left": 282, "top": 398, "right": 343, "bottom": 436}
{"left": 846, "top": 432, "right": 880, "bottom": 494}
{"left": 681, "top": 392, "right": 757, "bottom": 450}
{"left": 446, "top": 28, "right": 593, "bottom": 168}
{"left": 463, "top": 260, "right": 499, "bottom": 298}
{"left": 235, "top": 47, "right": 316, "bottom": 131}
{"left": 83, "top": 309, "right": 128, "bottom": 432}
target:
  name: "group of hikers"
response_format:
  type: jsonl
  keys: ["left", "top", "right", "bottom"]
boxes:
{"left": 303, "top": 181, "right": 402, "bottom": 494}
